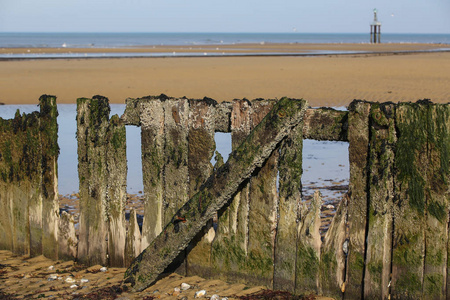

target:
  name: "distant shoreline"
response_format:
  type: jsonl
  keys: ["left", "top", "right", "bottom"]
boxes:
{"left": 1, "top": 42, "right": 449, "bottom": 60}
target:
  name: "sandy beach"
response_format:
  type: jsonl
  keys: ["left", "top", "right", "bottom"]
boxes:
{"left": 0, "top": 43, "right": 449, "bottom": 107}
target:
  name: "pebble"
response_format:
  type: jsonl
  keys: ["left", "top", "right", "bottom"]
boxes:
{"left": 80, "top": 278, "right": 89, "bottom": 284}
{"left": 173, "top": 287, "right": 181, "bottom": 296}
{"left": 70, "top": 284, "right": 78, "bottom": 289}
{"left": 65, "top": 276, "right": 76, "bottom": 283}
{"left": 210, "top": 295, "right": 220, "bottom": 300}
{"left": 48, "top": 274, "right": 58, "bottom": 281}
{"left": 181, "top": 282, "right": 191, "bottom": 290}
{"left": 100, "top": 267, "right": 108, "bottom": 272}
{"left": 194, "top": 290, "right": 207, "bottom": 298}
{"left": 48, "top": 265, "right": 54, "bottom": 271}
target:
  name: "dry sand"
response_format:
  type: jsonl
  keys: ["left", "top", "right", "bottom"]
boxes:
{"left": 0, "top": 43, "right": 449, "bottom": 107}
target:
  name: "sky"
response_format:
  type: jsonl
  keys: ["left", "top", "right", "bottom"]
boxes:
{"left": 0, "top": 0, "right": 449, "bottom": 34}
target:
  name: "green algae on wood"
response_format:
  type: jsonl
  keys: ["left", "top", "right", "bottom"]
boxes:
{"left": 39, "top": 95, "right": 60, "bottom": 260}
{"left": 363, "top": 102, "right": 396, "bottom": 299}
{"left": 391, "top": 102, "right": 428, "bottom": 299}
{"left": 296, "top": 191, "right": 322, "bottom": 294}
{"left": 346, "top": 100, "right": 371, "bottom": 299}
{"left": 186, "top": 99, "right": 216, "bottom": 278}
{"left": 124, "top": 97, "right": 308, "bottom": 292}
{"left": 0, "top": 95, "right": 59, "bottom": 260}
{"left": 245, "top": 99, "right": 278, "bottom": 287}
{"left": 303, "top": 108, "right": 348, "bottom": 141}
{"left": 423, "top": 103, "right": 449, "bottom": 300}
{"left": 274, "top": 119, "right": 303, "bottom": 293}
{"left": 77, "top": 96, "right": 127, "bottom": 267}
{"left": 211, "top": 99, "right": 252, "bottom": 283}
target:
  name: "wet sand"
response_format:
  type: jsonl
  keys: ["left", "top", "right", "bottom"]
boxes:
{"left": 0, "top": 43, "right": 449, "bottom": 107}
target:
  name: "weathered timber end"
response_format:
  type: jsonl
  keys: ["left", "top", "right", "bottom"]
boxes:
{"left": 0, "top": 94, "right": 448, "bottom": 299}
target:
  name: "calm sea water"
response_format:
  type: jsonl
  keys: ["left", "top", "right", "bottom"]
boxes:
{"left": 1, "top": 32, "right": 450, "bottom": 48}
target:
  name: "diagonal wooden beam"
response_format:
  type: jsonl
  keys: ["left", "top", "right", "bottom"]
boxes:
{"left": 124, "top": 97, "right": 308, "bottom": 292}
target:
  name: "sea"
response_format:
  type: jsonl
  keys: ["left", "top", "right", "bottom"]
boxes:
{"left": 1, "top": 32, "right": 450, "bottom": 59}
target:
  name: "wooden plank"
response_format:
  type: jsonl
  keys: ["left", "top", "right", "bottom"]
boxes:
{"left": 77, "top": 97, "right": 110, "bottom": 266}
{"left": 274, "top": 122, "right": 303, "bottom": 292}
{"left": 105, "top": 114, "right": 127, "bottom": 267}
{"left": 391, "top": 102, "right": 428, "bottom": 299}
{"left": 303, "top": 108, "right": 348, "bottom": 141}
{"left": 186, "top": 99, "right": 216, "bottom": 277}
{"left": 246, "top": 100, "right": 278, "bottom": 287}
{"left": 423, "top": 103, "right": 449, "bottom": 299}
{"left": 364, "top": 102, "right": 396, "bottom": 299}
{"left": 345, "top": 100, "right": 370, "bottom": 299}
{"left": 139, "top": 100, "right": 165, "bottom": 249}
{"left": 39, "top": 95, "right": 60, "bottom": 260}
{"left": 77, "top": 96, "right": 127, "bottom": 266}
{"left": 320, "top": 194, "right": 348, "bottom": 299}
{"left": 124, "top": 97, "right": 308, "bottom": 292}
{"left": 211, "top": 99, "right": 252, "bottom": 282}
{"left": 125, "top": 209, "right": 142, "bottom": 267}
{"left": 162, "top": 99, "right": 190, "bottom": 225}
{"left": 296, "top": 191, "right": 322, "bottom": 294}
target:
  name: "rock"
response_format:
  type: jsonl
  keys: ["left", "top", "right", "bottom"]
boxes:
{"left": 100, "top": 267, "right": 108, "bottom": 272}
{"left": 181, "top": 283, "right": 191, "bottom": 290}
{"left": 70, "top": 284, "right": 78, "bottom": 289}
{"left": 48, "top": 265, "right": 54, "bottom": 271}
{"left": 48, "top": 274, "right": 58, "bottom": 281}
{"left": 65, "top": 276, "right": 76, "bottom": 283}
{"left": 195, "top": 290, "right": 207, "bottom": 298}
{"left": 210, "top": 295, "right": 220, "bottom": 300}
{"left": 173, "top": 287, "right": 181, "bottom": 296}
{"left": 80, "top": 278, "right": 89, "bottom": 284}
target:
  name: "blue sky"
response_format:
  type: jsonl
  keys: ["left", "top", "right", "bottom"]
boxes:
{"left": 0, "top": 0, "right": 449, "bottom": 33}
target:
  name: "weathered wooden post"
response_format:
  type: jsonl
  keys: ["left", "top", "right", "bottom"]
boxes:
{"left": 296, "top": 191, "right": 322, "bottom": 294}
{"left": 364, "top": 102, "right": 396, "bottom": 299}
{"left": 391, "top": 101, "right": 449, "bottom": 299}
{"left": 345, "top": 100, "right": 371, "bottom": 299}
{"left": 246, "top": 99, "right": 279, "bottom": 287}
{"left": 77, "top": 96, "right": 127, "bottom": 267}
{"left": 0, "top": 109, "right": 40, "bottom": 255}
{"left": 39, "top": 95, "right": 60, "bottom": 260}
{"left": 0, "top": 95, "right": 59, "bottom": 259}
{"left": 211, "top": 99, "right": 252, "bottom": 282}
{"left": 185, "top": 98, "right": 220, "bottom": 277}
{"left": 125, "top": 97, "right": 308, "bottom": 292}
{"left": 274, "top": 121, "right": 303, "bottom": 293}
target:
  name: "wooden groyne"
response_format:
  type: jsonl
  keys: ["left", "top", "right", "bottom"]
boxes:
{"left": 0, "top": 95, "right": 449, "bottom": 299}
